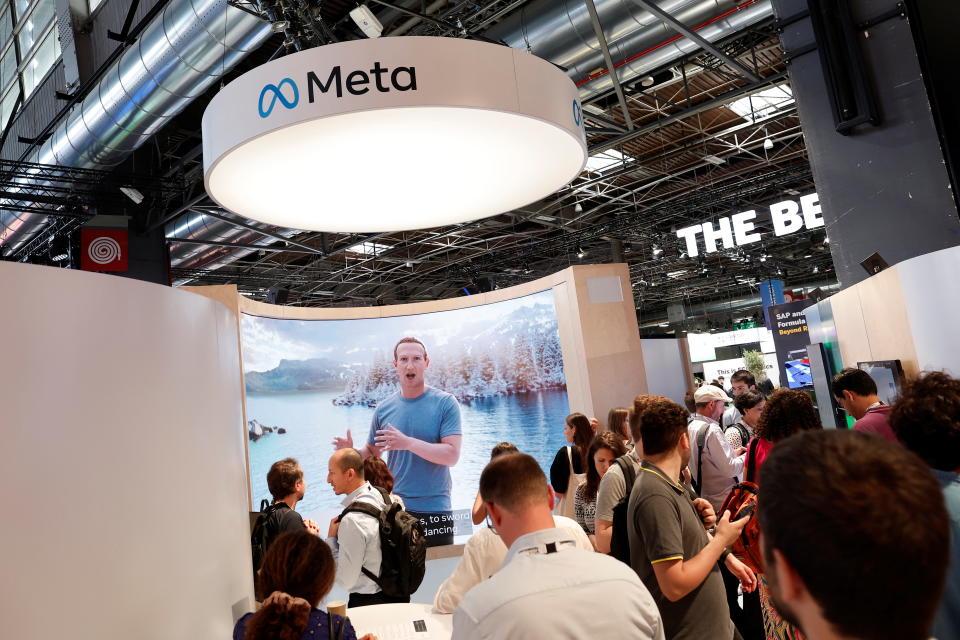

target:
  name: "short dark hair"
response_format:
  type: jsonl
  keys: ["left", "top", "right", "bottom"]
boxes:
{"left": 267, "top": 458, "right": 303, "bottom": 500}
{"left": 890, "top": 371, "right": 960, "bottom": 471}
{"left": 753, "top": 389, "right": 821, "bottom": 442}
{"left": 334, "top": 448, "right": 364, "bottom": 478}
{"left": 480, "top": 453, "right": 549, "bottom": 511}
{"left": 490, "top": 442, "right": 519, "bottom": 460}
{"left": 734, "top": 389, "right": 765, "bottom": 414}
{"left": 637, "top": 396, "right": 689, "bottom": 456}
{"left": 606, "top": 407, "right": 630, "bottom": 442}
{"left": 730, "top": 369, "right": 756, "bottom": 386}
{"left": 393, "top": 337, "right": 428, "bottom": 361}
{"left": 683, "top": 390, "right": 696, "bottom": 414}
{"left": 629, "top": 395, "right": 657, "bottom": 443}
{"left": 832, "top": 367, "right": 877, "bottom": 398}
{"left": 759, "top": 430, "right": 949, "bottom": 640}
{"left": 363, "top": 456, "right": 393, "bottom": 492}
{"left": 583, "top": 432, "right": 627, "bottom": 502}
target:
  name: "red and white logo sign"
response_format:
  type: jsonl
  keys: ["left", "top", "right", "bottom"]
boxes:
{"left": 81, "top": 229, "right": 128, "bottom": 271}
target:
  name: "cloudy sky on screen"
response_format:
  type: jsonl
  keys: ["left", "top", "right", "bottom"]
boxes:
{"left": 240, "top": 289, "right": 557, "bottom": 373}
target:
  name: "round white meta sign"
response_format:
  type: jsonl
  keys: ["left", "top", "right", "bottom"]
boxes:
{"left": 202, "top": 37, "right": 587, "bottom": 232}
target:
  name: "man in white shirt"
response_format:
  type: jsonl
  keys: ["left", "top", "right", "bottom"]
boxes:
{"left": 434, "top": 514, "right": 591, "bottom": 613}
{"left": 688, "top": 385, "right": 745, "bottom": 512}
{"left": 452, "top": 452, "right": 664, "bottom": 640}
{"left": 326, "top": 448, "right": 403, "bottom": 608}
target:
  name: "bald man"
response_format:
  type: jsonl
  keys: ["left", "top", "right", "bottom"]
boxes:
{"left": 326, "top": 449, "right": 407, "bottom": 607}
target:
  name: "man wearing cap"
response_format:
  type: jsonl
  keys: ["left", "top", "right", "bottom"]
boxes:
{"left": 687, "top": 386, "right": 745, "bottom": 513}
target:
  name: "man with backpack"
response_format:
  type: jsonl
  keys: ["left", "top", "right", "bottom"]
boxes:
{"left": 327, "top": 448, "right": 425, "bottom": 608}
{"left": 251, "top": 458, "right": 321, "bottom": 574}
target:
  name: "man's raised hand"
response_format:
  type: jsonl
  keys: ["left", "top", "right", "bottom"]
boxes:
{"left": 332, "top": 429, "right": 353, "bottom": 450}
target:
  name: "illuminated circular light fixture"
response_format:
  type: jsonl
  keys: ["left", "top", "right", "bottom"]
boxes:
{"left": 202, "top": 37, "right": 587, "bottom": 232}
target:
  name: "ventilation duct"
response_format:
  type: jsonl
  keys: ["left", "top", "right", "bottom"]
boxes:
{"left": 0, "top": 0, "right": 272, "bottom": 256}
{"left": 486, "top": 0, "right": 737, "bottom": 84}
{"left": 173, "top": 0, "right": 775, "bottom": 281}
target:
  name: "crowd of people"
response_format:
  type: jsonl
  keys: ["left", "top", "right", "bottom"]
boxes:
{"left": 238, "top": 337, "right": 958, "bottom": 640}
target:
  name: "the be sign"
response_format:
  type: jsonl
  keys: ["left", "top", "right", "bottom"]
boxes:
{"left": 676, "top": 192, "right": 824, "bottom": 257}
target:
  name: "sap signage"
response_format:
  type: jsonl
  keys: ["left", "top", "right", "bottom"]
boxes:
{"left": 203, "top": 36, "right": 587, "bottom": 232}
{"left": 676, "top": 192, "right": 824, "bottom": 257}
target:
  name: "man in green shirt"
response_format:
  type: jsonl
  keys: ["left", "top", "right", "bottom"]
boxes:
{"left": 628, "top": 396, "right": 756, "bottom": 640}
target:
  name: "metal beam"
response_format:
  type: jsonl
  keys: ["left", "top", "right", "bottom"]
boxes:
{"left": 589, "top": 71, "right": 787, "bottom": 152}
{"left": 165, "top": 237, "right": 319, "bottom": 254}
{"left": 629, "top": 0, "right": 762, "bottom": 83}
{"left": 197, "top": 209, "right": 324, "bottom": 255}
{"left": 583, "top": 0, "right": 634, "bottom": 130}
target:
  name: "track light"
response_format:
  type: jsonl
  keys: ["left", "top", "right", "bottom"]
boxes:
{"left": 574, "top": 202, "right": 583, "bottom": 213}
{"left": 763, "top": 138, "right": 774, "bottom": 151}
{"left": 120, "top": 186, "right": 144, "bottom": 205}
{"left": 576, "top": 246, "right": 586, "bottom": 259}
{"left": 652, "top": 245, "right": 663, "bottom": 257}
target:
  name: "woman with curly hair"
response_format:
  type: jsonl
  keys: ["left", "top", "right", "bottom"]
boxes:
{"left": 235, "top": 531, "right": 373, "bottom": 640}
{"left": 750, "top": 389, "right": 823, "bottom": 640}
{"left": 574, "top": 431, "right": 627, "bottom": 547}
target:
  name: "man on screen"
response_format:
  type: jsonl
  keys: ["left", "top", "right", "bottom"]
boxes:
{"left": 333, "top": 337, "right": 462, "bottom": 545}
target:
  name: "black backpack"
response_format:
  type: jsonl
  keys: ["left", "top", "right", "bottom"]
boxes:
{"left": 338, "top": 488, "right": 427, "bottom": 598}
{"left": 610, "top": 454, "right": 638, "bottom": 564}
{"left": 251, "top": 499, "right": 286, "bottom": 573}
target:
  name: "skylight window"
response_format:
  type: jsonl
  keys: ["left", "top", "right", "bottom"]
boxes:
{"left": 727, "top": 84, "right": 795, "bottom": 123}
{"left": 346, "top": 241, "right": 391, "bottom": 256}
{"left": 584, "top": 149, "right": 634, "bottom": 175}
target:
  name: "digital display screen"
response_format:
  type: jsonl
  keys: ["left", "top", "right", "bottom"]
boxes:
{"left": 785, "top": 357, "right": 813, "bottom": 388}
{"left": 240, "top": 289, "right": 570, "bottom": 543}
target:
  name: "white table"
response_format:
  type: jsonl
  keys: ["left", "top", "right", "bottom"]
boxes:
{"left": 345, "top": 602, "right": 452, "bottom": 640}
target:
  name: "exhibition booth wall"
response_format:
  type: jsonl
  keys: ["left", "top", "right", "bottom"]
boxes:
{"left": 186, "top": 262, "right": 649, "bottom": 524}
{"left": 804, "top": 245, "right": 960, "bottom": 378}
{"left": 0, "top": 262, "right": 252, "bottom": 640}
{"left": 0, "top": 260, "right": 648, "bottom": 639}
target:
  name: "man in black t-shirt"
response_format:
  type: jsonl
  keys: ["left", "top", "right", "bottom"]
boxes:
{"left": 265, "top": 457, "right": 321, "bottom": 541}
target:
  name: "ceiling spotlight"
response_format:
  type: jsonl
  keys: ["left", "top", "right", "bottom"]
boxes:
{"left": 763, "top": 138, "right": 774, "bottom": 150}
{"left": 759, "top": 255, "right": 767, "bottom": 262}
{"left": 405, "top": 261, "right": 413, "bottom": 268}
{"left": 50, "top": 253, "right": 68, "bottom": 262}
{"left": 349, "top": 5, "right": 383, "bottom": 38}
{"left": 804, "top": 254, "right": 812, "bottom": 258}
{"left": 813, "top": 266, "right": 820, "bottom": 274}
{"left": 679, "top": 249, "right": 688, "bottom": 259}
{"left": 574, "top": 202, "right": 583, "bottom": 213}
{"left": 271, "top": 20, "right": 290, "bottom": 33}
{"left": 576, "top": 246, "right": 586, "bottom": 259}
{"left": 823, "top": 236, "right": 830, "bottom": 244}
{"left": 119, "top": 186, "right": 144, "bottom": 205}
{"left": 652, "top": 245, "right": 663, "bottom": 257}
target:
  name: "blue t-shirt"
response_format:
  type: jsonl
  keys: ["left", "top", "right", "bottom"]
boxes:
{"left": 933, "top": 469, "right": 960, "bottom": 640}
{"left": 367, "top": 386, "right": 461, "bottom": 512}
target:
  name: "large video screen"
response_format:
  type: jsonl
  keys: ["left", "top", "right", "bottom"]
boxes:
{"left": 240, "top": 289, "right": 570, "bottom": 541}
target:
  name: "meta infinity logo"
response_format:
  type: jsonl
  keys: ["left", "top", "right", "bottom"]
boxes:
{"left": 259, "top": 77, "right": 299, "bottom": 118}
{"left": 572, "top": 99, "right": 583, "bottom": 127}
{"left": 257, "top": 63, "right": 417, "bottom": 119}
